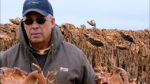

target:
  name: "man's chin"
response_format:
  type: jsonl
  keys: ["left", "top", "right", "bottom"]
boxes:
{"left": 30, "top": 39, "right": 43, "bottom": 44}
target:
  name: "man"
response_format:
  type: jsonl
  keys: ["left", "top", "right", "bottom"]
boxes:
{"left": 0, "top": 0, "right": 96, "bottom": 84}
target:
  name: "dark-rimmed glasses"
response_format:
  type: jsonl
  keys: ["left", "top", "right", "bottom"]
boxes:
{"left": 23, "top": 17, "right": 48, "bottom": 25}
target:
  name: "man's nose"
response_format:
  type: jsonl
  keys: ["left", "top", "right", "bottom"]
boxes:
{"left": 31, "top": 21, "right": 39, "bottom": 29}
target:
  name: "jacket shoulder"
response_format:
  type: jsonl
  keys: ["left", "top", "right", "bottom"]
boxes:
{"left": 62, "top": 41, "right": 83, "bottom": 53}
{"left": 61, "top": 41, "right": 86, "bottom": 62}
{"left": 2, "top": 44, "right": 21, "bottom": 55}
{"left": 0, "top": 44, "right": 22, "bottom": 67}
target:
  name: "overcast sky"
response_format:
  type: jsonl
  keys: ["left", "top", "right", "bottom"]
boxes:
{"left": 1, "top": 0, "right": 149, "bottom": 30}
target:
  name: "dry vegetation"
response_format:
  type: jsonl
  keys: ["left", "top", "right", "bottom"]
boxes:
{"left": 0, "top": 63, "right": 59, "bottom": 84}
{"left": 0, "top": 19, "right": 150, "bottom": 84}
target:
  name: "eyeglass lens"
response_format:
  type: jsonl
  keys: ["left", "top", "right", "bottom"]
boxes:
{"left": 24, "top": 18, "right": 46, "bottom": 25}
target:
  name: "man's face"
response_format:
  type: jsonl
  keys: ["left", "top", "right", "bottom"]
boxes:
{"left": 23, "top": 12, "right": 55, "bottom": 45}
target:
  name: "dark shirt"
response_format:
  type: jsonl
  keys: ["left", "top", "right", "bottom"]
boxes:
{"left": 32, "top": 51, "right": 48, "bottom": 69}
{"left": 31, "top": 48, "right": 50, "bottom": 69}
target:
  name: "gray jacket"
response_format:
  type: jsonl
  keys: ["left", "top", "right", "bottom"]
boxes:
{"left": 0, "top": 22, "right": 96, "bottom": 84}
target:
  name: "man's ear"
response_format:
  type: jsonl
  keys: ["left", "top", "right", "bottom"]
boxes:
{"left": 51, "top": 18, "right": 55, "bottom": 29}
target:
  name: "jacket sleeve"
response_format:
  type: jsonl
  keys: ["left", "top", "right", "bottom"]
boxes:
{"left": 0, "top": 53, "right": 1, "bottom": 67}
{"left": 0, "top": 51, "right": 7, "bottom": 67}
{"left": 81, "top": 53, "right": 97, "bottom": 84}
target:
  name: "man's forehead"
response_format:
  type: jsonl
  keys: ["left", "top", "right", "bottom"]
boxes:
{"left": 23, "top": 13, "right": 51, "bottom": 21}
{"left": 25, "top": 12, "right": 44, "bottom": 17}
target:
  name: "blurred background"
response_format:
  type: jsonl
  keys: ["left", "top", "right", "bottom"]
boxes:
{"left": 1, "top": 0, "right": 149, "bottom": 30}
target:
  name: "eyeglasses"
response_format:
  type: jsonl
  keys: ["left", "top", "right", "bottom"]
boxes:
{"left": 23, "top": 17, "right": 47, "bottom": 25}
